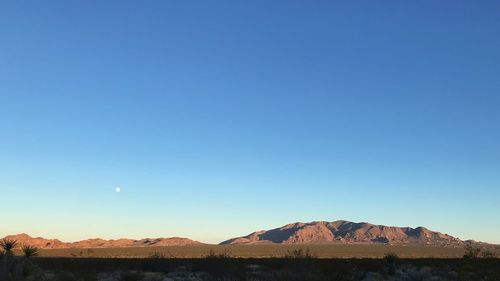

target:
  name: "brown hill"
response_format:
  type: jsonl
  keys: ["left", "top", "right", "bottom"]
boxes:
{"left": 2, "top": 234, "right": 202, "bottom": 249}
{"left": 220, "top": 220, "right": 464, "bottom": 246}
{"left": 3, "top": 234, "right": 66, "bottom": 249}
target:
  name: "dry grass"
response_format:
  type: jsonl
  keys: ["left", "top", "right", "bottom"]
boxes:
{"left": 32, "top": 244, "right": 494, "bottom": 259}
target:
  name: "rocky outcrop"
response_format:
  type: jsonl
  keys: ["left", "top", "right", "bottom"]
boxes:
{"left": 220, "top": 220, "right": 463, "bottom": 245}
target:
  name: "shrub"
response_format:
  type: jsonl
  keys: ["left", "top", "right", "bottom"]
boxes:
{"left": 149, "top": 251, "right": 174, "bottom": 259}
{"left": 120, "top": 271, "right": 145, "bottom": 281}
{"left": 383, "top": 252, "right": 399, "bottom": 263}
{"left": 283, "top": 248, "right": 316, "bottom": 259}
{"left": 0, "top": 241, "right": 40, "bottom": 281}
{"left": 22, "top": 245, "right": 39, "bottom": 258}
{"left": 481, "top": 250, "right": 497, "bottom": 259}
{"left": 149, "top": 251, "right": 165, "bottom": 259}
{"left": 463, "top": 244, "right": 481, "bottom": 259}
{"left": 383, "top": 252, "right": 399, "bottom": 275}
{"left": 204, "top": 249, "right": 232, "bottom": 259}
{"left": 0, "top": 239, "right": 18, "bottom": 281}
{"left": 0, "top": 239, "right": 18, "bottom": 254}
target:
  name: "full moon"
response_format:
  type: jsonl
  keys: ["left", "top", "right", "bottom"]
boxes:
{"left": 115, "top": 187, "right": 121, "bottom": 193}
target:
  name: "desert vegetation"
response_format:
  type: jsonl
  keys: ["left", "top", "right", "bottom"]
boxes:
{"left": 32, "top": 243, "right": 499, "bottom": 259}
{"left": 0, "top": 238, "right": 43, "bottom": 281}
{"left": 24, "top": 256, "right": 500, "bottom": 281}
{"left": 283, "top": 247, "right": 316, "bottom": 259}
{"left": 463, "top": 244, "right": 498, "bottom": 259}
{"left": 2, "top": 239, "right": 499, "bottom": 280}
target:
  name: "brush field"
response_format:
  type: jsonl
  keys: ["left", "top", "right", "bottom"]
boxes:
{"left": 34, "top": 244, "right": 500, "bottom": 258}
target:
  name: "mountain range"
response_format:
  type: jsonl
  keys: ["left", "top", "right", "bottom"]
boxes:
{"left": 2, "top": 220, "right": 470, "bottom": 249}
{"left": 220, "top": 220, "right": 465, "bottom": 246}
{"left": 2, "top": 233, "right": 202, "bottom": 249}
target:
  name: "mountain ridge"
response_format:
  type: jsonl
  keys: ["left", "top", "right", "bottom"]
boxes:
{"left": 1, "top": 233, "right": 202, "bottom": 249}
{"left": 220, "top": 220, "right": 465, "bottom": 246}
{"left": 2, "top": 220, "right": 482, "bottom": 248}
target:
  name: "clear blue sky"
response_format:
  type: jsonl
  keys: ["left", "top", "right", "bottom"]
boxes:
{"left": 1, "top": 1, "right": 499, "bottom": 244}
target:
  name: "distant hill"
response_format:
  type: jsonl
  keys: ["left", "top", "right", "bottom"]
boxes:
{"left": 220, "top": 220, "right": 464, "bottom": 246}
{"left": 2, "top": 233, "right": 202, "bottom": 249}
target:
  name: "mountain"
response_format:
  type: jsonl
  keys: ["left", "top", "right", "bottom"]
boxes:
{"left": 2, "top": 234, "right": 202, "bottom": 249}
{"left": 220, "top": 220, "right": 464, "bottom": 246}
{"left": 3, "top": 234, "right": 66, "bottom": 249}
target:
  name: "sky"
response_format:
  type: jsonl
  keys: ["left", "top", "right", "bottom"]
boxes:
{"left": 0, "top": 1, "right": 499, "bottom": 244}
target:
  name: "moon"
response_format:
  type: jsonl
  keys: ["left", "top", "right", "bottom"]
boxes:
{"left": 115, "top": 187, "right": 121, "bottom": 193}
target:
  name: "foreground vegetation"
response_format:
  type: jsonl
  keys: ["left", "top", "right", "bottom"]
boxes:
{"left": 33, "top": 243, "right": 500, "bottom": 259}
{"left": 10, "top": 257, "right": 500, "bottom": 281}
{"left": 2, "top": 238, "right": 499, "bottom": 280}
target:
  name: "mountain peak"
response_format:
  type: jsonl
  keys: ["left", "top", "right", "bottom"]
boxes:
{"left": 6, "top": 233, "right": 32, "bottom": 239}
{"left": 220, "top": 220, "right": 464, "bottom": 246}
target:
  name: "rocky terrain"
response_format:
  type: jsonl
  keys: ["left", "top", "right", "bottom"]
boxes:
{"left": 221, "top": 220, "right": 464, "bottom": 246}
{"left": 2, "top": 233, "right": 202, "bottom": 249}
{"left": 2, "top": 220, "right": 474, "bottom": 249}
